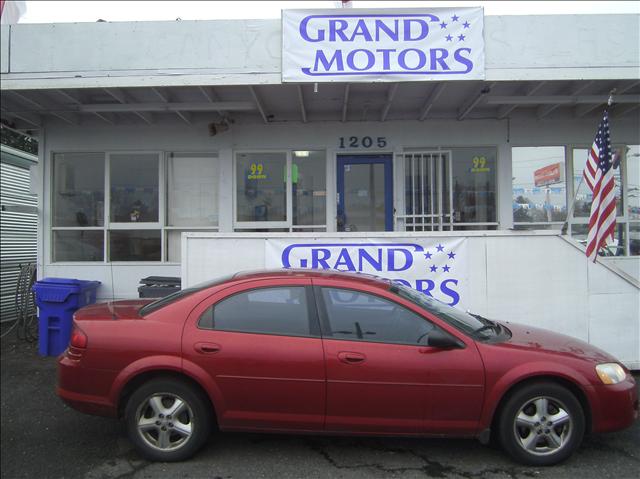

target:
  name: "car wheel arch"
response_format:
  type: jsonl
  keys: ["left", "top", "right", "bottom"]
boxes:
{"left": 488, "top": 374, "right": 593, "bottom": 441}
{"left": 116, "top": 369, "right": 218, "bottom": 426}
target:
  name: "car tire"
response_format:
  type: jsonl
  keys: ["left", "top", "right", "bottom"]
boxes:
{"left": 124, "top": 378, "right": 213, "bottom": 462}
{"left": 498, "top": 382, "right": 585, "bottom": 466}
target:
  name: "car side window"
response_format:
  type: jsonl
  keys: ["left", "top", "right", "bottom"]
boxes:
{"left": 320, "top": 288, "right": 435, "bottom": 345}
{"left": 198, "top": 286, "right": 317, "bottom": 337}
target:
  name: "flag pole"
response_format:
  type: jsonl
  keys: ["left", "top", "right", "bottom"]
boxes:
{"left": 561, "top": 89, "right": 616, "bottom": 236}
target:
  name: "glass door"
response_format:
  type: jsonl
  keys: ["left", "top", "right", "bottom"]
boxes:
{"left": 337, "top": 155, "right": 393, "bottom": 232}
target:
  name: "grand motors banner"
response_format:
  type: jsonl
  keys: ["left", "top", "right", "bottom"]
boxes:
{"left": 265, "top": 238, "right": 469, "bottom": 309}
{"left": 282, "top": 8, "right": 485, "bottom": 82}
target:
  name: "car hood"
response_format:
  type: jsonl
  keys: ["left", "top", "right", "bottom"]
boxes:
{"left": 496, "top": 321, "right": 618, "bottom": 364}
{"left": 74, "top": 299, "right": 153, "bottom": 321}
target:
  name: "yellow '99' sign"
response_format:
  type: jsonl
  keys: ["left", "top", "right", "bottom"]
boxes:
{"left": 247, "top": 163, "right": 267, "bottom": 180}
{"left": 470, "top": 156, "right": 490, "bottom": 173}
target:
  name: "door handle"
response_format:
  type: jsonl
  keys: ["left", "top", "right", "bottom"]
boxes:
{"left": 337, "top": 351, "right": 366, "bottom": 364}
{"left": 194, "top": 342, "right": 221, "bottom": 354}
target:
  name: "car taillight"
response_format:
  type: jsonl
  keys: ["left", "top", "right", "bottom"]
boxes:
{"left": 69, "top": 322, "right": 88, "bottom": 356}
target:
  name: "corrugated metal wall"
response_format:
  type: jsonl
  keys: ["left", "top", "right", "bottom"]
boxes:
{"left": 1, "top": 148, "right": 37, "bottom": 323}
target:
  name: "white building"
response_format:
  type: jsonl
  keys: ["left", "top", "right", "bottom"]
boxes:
{"left": 1, "top": 8, "right": 638, "bottom": 366}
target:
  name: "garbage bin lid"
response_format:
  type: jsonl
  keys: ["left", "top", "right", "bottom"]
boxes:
{"left": 36, "top": 278, "right": 101, "bottom": 289}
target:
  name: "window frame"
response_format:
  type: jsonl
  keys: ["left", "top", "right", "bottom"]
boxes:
{"left": 568, "top": 144, "right": 632, "bottom": 256}
{"left": 511, "top": 145, "right": 568, "bottom": 230}
{"left": 197, "top": 285, "right": 321, "bottom": 339}
{"left": 396, "top": 146, "right": 500, "bottom": 232}
{"left": 50, "top": 150, "right": 220, "bottom": 264}
{"left": 314, "top": 286, "right": 440, "bottom": 347}
{"left": 233, "top": 149, "right": 328, "bottom": 232}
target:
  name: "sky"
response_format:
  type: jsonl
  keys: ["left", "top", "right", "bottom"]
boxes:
{"left": 17, "top": 1, "right": 640, "bottom": 23}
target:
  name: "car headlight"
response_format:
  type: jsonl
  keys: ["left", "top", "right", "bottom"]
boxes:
{"left": 595, "top": 363, "right": 627, "bottom": 385}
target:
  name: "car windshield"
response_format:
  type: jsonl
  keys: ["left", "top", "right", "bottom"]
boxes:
{"left": 390, "top": 283, "right": 493, "bottom": 337}
{"left": 139, "top": 274, "right": 234, "bottom": 316}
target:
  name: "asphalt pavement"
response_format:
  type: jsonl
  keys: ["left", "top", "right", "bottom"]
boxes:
{"left": 2, "top": 332, "right": 639, "bottom": 479}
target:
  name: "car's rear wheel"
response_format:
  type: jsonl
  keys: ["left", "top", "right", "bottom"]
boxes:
{"left": 498, "top": 382, "right": 585, "bottom": 466}
{"left": 125, "top": 378, "right": 212, "bottom": 461}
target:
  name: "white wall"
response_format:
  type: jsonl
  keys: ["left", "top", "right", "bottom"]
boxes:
{"left": 2, "top": 14, "right": 638, "bottom": 88}
{"left": 182, "top": 232, "right": 640, "bottom": 369}
{"left": 40, "top": 116, "right": 640, "bottom": 303}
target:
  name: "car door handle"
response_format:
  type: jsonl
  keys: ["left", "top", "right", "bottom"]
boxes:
{"left": 194, "top": 342, "right": 221, "bottom": 354}
{"left": 337, "top": 351, "right": 366, "bottom": 364}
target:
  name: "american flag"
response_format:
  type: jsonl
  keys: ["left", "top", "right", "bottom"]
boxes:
{"left": 583, "top": 110, "right": 616, "bottom": 262}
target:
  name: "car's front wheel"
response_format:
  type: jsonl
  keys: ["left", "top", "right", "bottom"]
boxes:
{"left": 125, "top": 378, "right": 212, "bottom": 461}
{"left": 498, "top": 382, "right": 585, "bottom": 466}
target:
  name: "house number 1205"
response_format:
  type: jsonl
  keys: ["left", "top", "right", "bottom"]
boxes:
{"left": 339, "top": 136, "right": 387, "bottom": 149}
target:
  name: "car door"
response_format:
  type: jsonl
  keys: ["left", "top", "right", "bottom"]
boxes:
{"left": 313, "top": 279, "right": 484, "bottom": 435}
{"left": 182, "top": 278, "right": 325, "bottom": 432}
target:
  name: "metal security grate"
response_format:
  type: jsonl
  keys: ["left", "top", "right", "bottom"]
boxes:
{"left": 398, "top": 151, "right": 453, "bottom": 232}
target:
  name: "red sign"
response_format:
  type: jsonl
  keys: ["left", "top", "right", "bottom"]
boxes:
{"left": 534, "top": 162, "right": 564, "bottom": 187}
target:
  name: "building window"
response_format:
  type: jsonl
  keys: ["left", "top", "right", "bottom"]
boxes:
{"left": 51, "top": 151, "right": 219, "bottom": 263}
{"left": 234, "top": 150, "right": 326, "bottom": 231}
{"left": 110, "top": 153, "right": 159, "bottom": 223}
{"left": 292, "top": 150, "right": 326, "bottom": 228}
{"left": 236, "top": 152, "right": 287, "bottom": 224}
{"left": 167, "top": 153, "right": 219, "bottom": 227}
{"left": 166, "top": 153, "right": 220, "bottom": 262}
{"left": 512, "top": 146, "right": 567, "bottom": 229}
{"left": 569, "top": 145, "right": 638, "bottom": 257}
{"left": 53, "top": 152, "right": 104, "bottom": 227}
{"left": 52, "top": 230, "right": 104, "bottom": 262}
{"left": 399, "top": 147, "right": 497, "bottom": 231}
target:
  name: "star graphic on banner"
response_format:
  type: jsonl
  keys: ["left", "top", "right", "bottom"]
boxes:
{"left": 463, "top": 21, "right": 470, "bottom": 28}
{"left": 430, "top": 265, "right": 438, "bottom": 273}
{"left": 458, "top": 34, "right": 466, "bottom": 41}
{"left": 452, "top": 14, "right": 459, "bottom": 22}
{"left": 424, "top": 251, "right": 432, "bottom": 259}
{"left": 446, "top": 34, "right": 453, "bottom": 42}
{"left": 448, "top": 251, "right": 456, "bottom": 259}
{"left": 442, "top": 265, "right": 451, "bottom": 272}
{"left": 440, "top": 21, "right": 447, "bottom": 29}
{"left": 436, "top": 244, "right": 445, "bottom": 252}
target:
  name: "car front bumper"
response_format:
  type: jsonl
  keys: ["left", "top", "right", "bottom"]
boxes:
{"left": 588, "top": 374, "right": 638, "bottom": 434}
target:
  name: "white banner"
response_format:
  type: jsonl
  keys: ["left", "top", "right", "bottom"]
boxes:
{"left": 282, "top": 8, "right": 485, "bottom": 82}
{"left": 265, "top": 238, "right": 468, "bottom": 309}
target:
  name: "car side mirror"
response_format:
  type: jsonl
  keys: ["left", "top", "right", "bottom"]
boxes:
{"left": 428, "top": 329, "right": 465, "bottom": 349}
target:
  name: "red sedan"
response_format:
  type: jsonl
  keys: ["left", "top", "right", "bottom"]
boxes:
{"left": 58, "top": 269, "right": 637, "bottom": 465}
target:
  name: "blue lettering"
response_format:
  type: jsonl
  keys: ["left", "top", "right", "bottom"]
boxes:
{"left": 299, "top": 16, "right": 324, "bottom": 42}
{"left": 333, "top": 248, "right": 357, "bottom": 271}
{"left": 329, "top": 19, "right": 350, "bottom": 41}
{"left": 346, "top": 49, "right": 375, "bottom": 71}
{"left": 311, "top": 248, "right": 331, "bottom": 269}
{"left": 350, "top": 20, "right": 373, "bottom": 41}
{"left": 358, "top": 248, "right": 383, "bottom": 271}
{"left": 398, "top": 48, "right": 427, "bottom": 71}
{"left": 387, "top": 248, "right": 413, "bottom": 271}
{"left": 403, "top": 19, "right": 429, "bottom": 41}
{"left": 440, "top": 279, "right": 460, "bottom": 306}
{"left": 376, "top": 48, "right": 396, "bottom": 70}
{"left": 416, "top": 279, "right": 436, "bottom": 296}
{"left": 453, "top": 48, "right": 474, "bottom": 73}
{"left": 375, "top": 19, "right": 399, "bottom": 41}
{"left": 430, "top": 48, "right": 450, "bottom": 70}
{"left": 313, "top": 50, "right": 344, "bottom": 72}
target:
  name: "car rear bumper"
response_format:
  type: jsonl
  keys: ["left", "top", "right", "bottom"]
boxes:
{"left": 589, "top": 375, "right": 638, "bottom": 433}
{"left": 57, "top": 354, "right": 118, "bottom": 418}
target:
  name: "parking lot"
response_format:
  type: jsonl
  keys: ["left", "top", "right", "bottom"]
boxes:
{"left": 2, "top": 333, "right": 639, "bottom": 479}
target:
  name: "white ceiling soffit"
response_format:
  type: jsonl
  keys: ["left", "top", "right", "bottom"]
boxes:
{"left": 0, "top": 80, "right": 639, "bottom": 129}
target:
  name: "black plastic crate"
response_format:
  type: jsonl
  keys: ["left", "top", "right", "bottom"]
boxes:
{"left": 138, "top": 276, "right": 181, "bottom": 298}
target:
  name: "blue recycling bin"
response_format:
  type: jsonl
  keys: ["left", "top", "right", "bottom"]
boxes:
{"left": 33, "top": 278, "right": 101, "bottom": 356}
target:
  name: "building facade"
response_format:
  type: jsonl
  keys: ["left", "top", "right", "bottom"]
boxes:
{"left": 1, "top": 9, "right": 639, "bottom": 365}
